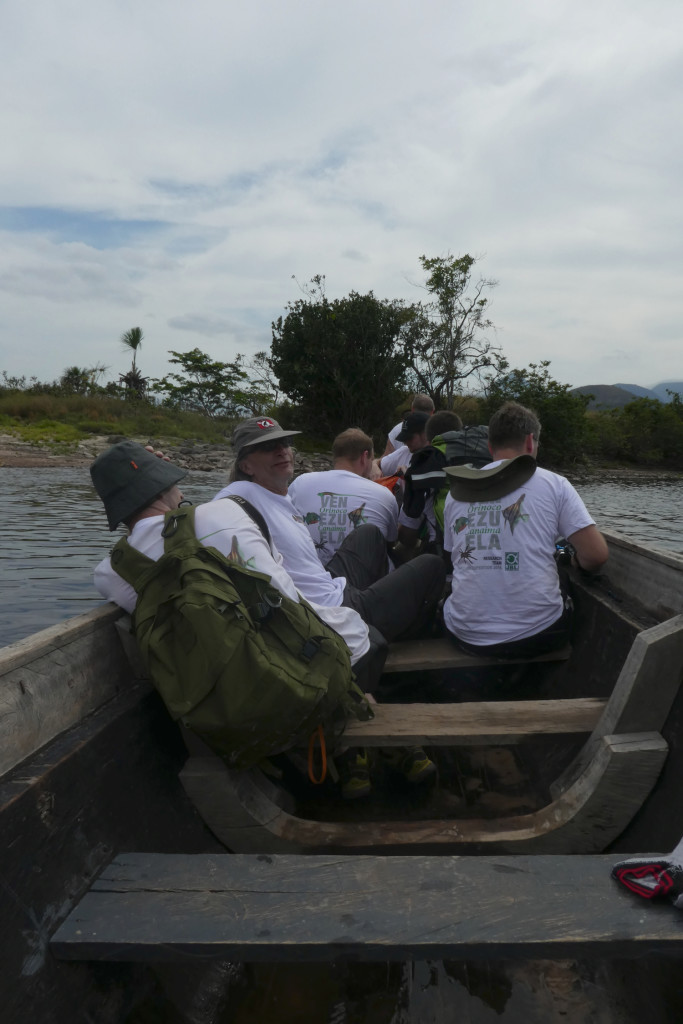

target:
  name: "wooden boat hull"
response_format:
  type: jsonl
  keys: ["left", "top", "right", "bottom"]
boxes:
{"left": 2, "top": 528, "right": 683, "bottom": 1019}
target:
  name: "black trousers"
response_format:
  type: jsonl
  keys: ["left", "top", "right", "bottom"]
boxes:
{"left": 326, "top": 524, "right": 446, "bottom": 643}
{"left": 447, "top": 593, "right": 573, "bottom": 659}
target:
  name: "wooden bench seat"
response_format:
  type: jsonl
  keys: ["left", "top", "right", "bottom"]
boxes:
{"left": 342, "top": 698, "right": 606, "bottom": 746}
{"left": 383, "top": 638, "right": 572, "bottom": 673}
{"left": 51, "top": 852, "right": 683, "bottom": 963}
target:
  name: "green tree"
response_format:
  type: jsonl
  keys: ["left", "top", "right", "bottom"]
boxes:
{"left": 270, "top": 277, "right": 412, "bottom": 437}
{"left": 59, "top": 364, "right": 108, "bottom": 395}
{"left": 152, "top": 348, "right": 250, "bottom": 418}
{"left": 482, "top": 361, "right": 591, "bottom": 468}
{"left": 595, "top": 397, "right": 683, "bottom": 467}
{"left": 120, "top": 327, "right": 144, "bottom": 373}
{"left": 119, "top": 327, "right": 148, "bottom": 400}
{"left": 405, "top": 253, "right": 507, "bottom": 408}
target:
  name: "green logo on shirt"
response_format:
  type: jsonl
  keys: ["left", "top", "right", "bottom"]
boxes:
{"left": 505, "top": 552, "right": 519, "bottom": 571}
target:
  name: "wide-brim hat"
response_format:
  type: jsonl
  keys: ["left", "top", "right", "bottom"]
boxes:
{"left": 397, "top": 411, "right": 430, "bottom": 442}
{"left": 90, "top": 441, "right": 187, "bottom": 530}
{"left": 444, "top": 454, "right": 537, "bottom": 502}
{"left": 232, "top": 416, "right": 301, "bottom": 458}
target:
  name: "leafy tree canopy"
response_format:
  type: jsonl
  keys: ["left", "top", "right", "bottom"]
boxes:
{"left": 269, "top": 277, "right": 412, "bottom": 438}
{"left": 405, "top": 253, "right": 507, "bottom": 408}
{"left": 151, "top": 348, "right": 251, "bottom": 419}
{"left": 482, "top": 360, "right": 591, "bottom": 468}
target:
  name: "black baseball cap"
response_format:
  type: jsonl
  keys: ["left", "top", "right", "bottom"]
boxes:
{"left": 397, "top": 412, "right": 430, "bottom": 442}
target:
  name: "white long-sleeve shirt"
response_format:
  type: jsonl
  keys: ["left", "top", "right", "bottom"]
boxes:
{"left": 94, "top": 499, "right": 370, "bottom": 664}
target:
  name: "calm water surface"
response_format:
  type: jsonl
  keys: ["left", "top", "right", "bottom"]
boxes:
{"left": 0, "top": 466, "right": 229, "bottom": 647}
{"left": 1, "top": 467, "right": 682, "bottom": 648}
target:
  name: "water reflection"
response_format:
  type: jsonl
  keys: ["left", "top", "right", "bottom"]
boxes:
{"left": 0, "top": 468, "right": 682, "bottom": 649}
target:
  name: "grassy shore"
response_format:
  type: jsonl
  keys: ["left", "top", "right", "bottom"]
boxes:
{"left": 1, "top": 393, "right": 682, "bottom": 478}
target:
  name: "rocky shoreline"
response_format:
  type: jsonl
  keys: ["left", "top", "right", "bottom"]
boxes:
{"left": 0, "top": 434, "right": 335, "bottom": 475}
{"left": 0, "top": 433, "right": 681, "bottom": 481}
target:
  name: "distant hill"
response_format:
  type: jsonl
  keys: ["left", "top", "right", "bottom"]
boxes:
{"left": 570, "top": 385, "right": 639, "bottom": 410}
{"left": 571, "top": 381, "right": 683, "bottom": 409}
{"left": 652, "top": 381, "right": 683, "bottom": 402}
{"left": 614, "top": 383, "right": 659, "bottom": 401}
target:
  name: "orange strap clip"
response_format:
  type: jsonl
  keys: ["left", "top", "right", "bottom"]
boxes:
{"left": 307, "top": 724, "right": 327, "bottom": 784}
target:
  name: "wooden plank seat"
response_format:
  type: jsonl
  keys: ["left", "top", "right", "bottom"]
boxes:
{"left": 51, "top": 852, "right": 683, "bottom": 963}
{"left": 341, "top": 698, "right": 606, "bottom": 746}
{"left": 383, "top": 638, "right": 572, "bottom": 673}
{"left": 178, "top": 615, "right": 683, "bottom": 855}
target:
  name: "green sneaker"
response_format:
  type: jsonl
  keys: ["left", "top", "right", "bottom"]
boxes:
{"left": 337, "top": 748, "right": 372, "bottom": 800}
{"left": 382, "top": 746, "right": 436, "bottom": 784}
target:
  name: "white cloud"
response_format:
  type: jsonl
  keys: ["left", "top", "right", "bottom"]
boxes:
{"left": 0, "top": 0, "right": 682, "bottom": 390}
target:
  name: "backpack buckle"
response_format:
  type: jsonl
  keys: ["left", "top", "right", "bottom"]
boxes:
{"left": 162, "top": 512, "right": 186, "bottom": 537}
{"left": 301, "top": 637, "right": 322, "bottom": 662}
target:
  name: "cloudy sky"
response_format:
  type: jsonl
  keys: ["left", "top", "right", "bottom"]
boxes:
{"left": 1, "top": 0, "right": 681, "bottom": 394}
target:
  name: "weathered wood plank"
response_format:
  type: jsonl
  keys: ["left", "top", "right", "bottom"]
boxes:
{"left": 179, "top": 732, "right": 668, "bottom": 854}
{"left": 342, "top": 699, "right": 606, "bottom": 746}
{"left": 602, "top": 529, "right": 683, "bottom": 620}
{"left": 383, "top": 638, "right": 571, "bottom": 673}
{"left": 51, "top": 852, "right": 683, "bottom": 963}
{"left": 0, "top": 604, "right": 135, "bottom": 776}
{"left": 0, "top": 682, "right": 220, "bottom": 1023}
{"left": 552, "top": 615, "right": 683, "bottom": 797}
{"left": 0, "top": 603, "right": 123, "bottom": 673}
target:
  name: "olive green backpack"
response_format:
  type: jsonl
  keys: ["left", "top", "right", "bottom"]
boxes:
{"left": 111, "top": 503, "right": 372, "bottom": 768}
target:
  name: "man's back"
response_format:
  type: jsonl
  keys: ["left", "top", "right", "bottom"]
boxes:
{"left": 289, "top": 469, "right": 398, "bottom": 566}
{"left": 442, "top": 464, "right": 594, "bottom": 647}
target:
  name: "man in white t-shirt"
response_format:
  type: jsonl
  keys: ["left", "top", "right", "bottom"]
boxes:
{"left": 218, "top": 418, "right": 449, "bottom": 791}
{"left": 442, "top": 402, "right": 608, "bottom": 658}
{"left": 217, "top": 417, "right": 446, "bottom": 646}
{"left": 289, "top": 428, "right": 398, "bottom": 567}
{"left": 90, "top": 441, "right": 373, "bottom": 678}
{"left": 382, "top": 393, "right": 435, "bottom": 456}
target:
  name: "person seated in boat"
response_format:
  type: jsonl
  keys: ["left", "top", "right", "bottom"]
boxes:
{"left": 288, "top": 427, "right": 399, "bottom": 567}
{"left": 442, "top": 401, "right": 609, "bottom": 659}
{"left": 216, "top": 417, "right": 446, "bottom": 792}
{"left": 396, "top": 410, "right": 464, "bottom": 553}
{"left": 374, "top": 411, "right": 431, "bottom": 479}
{"left": 381, "top": 392, "right": 435, "bottom": 457}
{"left": 89, "top": 441, "right": 379, "bottom": 690}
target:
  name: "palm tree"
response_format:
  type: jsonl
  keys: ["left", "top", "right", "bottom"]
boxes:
{"left": 120, "top": 327, "right": 144, "bottom": 373}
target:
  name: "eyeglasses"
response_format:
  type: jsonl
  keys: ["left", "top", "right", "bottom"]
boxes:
{"left": 255, "top": 438, "right": 292, "bottom": 453}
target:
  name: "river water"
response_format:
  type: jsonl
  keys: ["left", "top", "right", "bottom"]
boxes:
{"left": 1, "top": 466, "right": 682, "bottom": 649}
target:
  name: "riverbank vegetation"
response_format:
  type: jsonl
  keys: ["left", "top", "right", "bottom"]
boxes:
{"left": 2, "top": 252, "right": 682, "bottom": 471}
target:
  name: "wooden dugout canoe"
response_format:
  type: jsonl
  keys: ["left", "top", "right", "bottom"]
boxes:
{"left": 2, "top": 528, "right": 683, "bottom": 1019}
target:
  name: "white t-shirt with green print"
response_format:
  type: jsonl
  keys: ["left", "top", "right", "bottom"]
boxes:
{"left": 443, "top": 463, "right": 594, "bottom": 646}
{"left": 289, "top": 469, "right": 398, "bottom": 567}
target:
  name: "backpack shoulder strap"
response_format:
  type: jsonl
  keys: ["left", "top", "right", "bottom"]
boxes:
{"left": 220, "top": 494, "right": 272, "bottom": 548}
{"left": 160, "top": 504, "right": 197, "bottom": 551}
{"left": 110, "top": 535, "right": 157, "bottom": 591}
